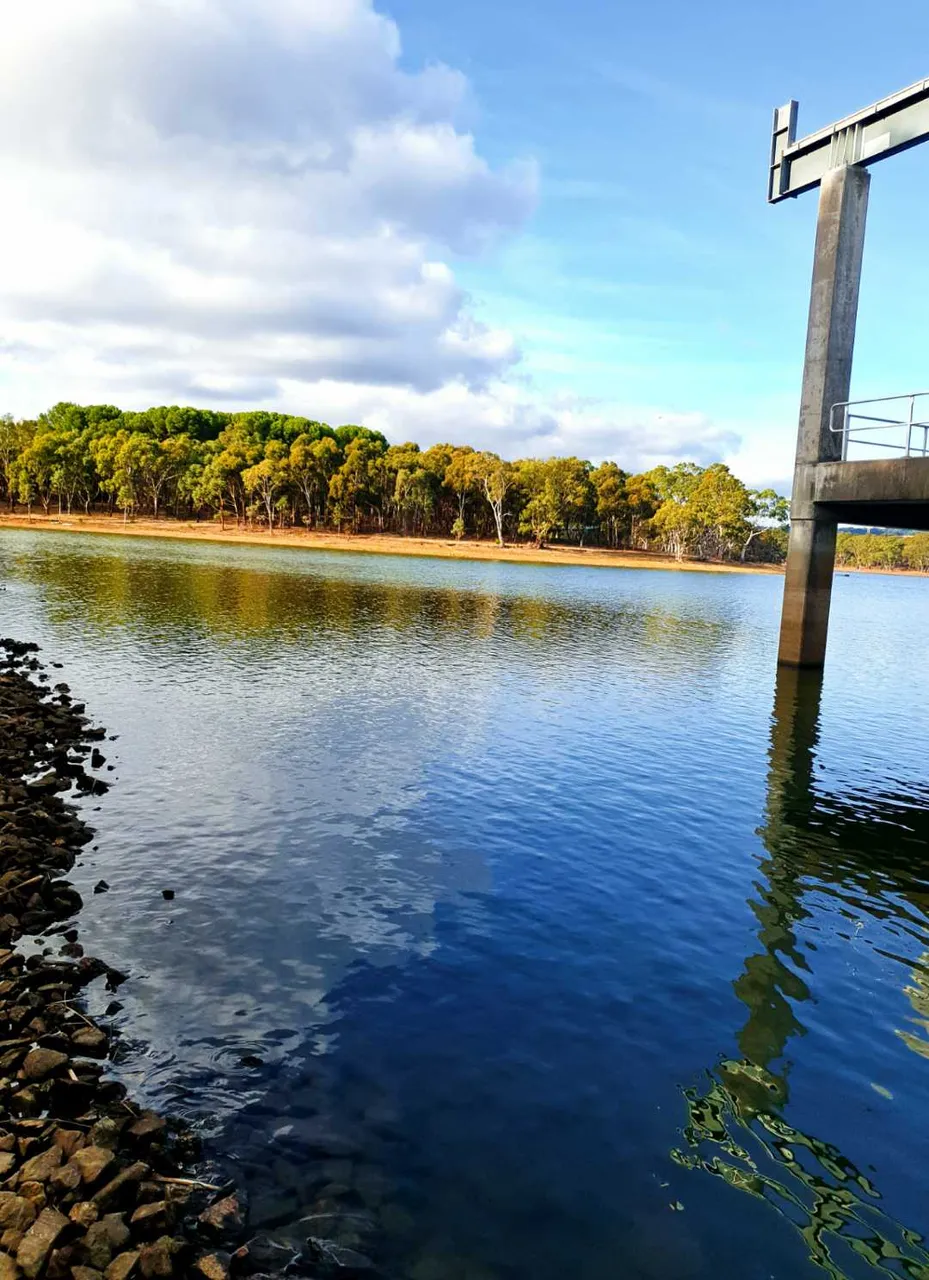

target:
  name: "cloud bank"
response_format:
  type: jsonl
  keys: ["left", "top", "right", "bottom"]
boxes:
{"left": 0, "top": 0, "right": 739, "bottom": 472}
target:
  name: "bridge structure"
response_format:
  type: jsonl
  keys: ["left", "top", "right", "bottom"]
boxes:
{"left": 771, "top": 78, "right": 929, "bottom": 666}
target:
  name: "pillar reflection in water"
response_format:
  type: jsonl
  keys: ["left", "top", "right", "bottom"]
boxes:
{"left": 672, "top": 668, "right": 929, "bottom": 1279}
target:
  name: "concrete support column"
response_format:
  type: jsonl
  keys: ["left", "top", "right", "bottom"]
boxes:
{"left": 778, "top": 516, "right": 838, "bottom": 667}
{"left": 778, "top": 164, "right": 870, "bottom": 667}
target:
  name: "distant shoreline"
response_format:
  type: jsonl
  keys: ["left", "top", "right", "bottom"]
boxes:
{"left": 0, "top": 510, "right": 784, "bottom": 574}
{"left": 1, "top": 512, "right": 926, "bottom": 578}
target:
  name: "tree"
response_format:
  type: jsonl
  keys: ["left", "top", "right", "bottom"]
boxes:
{"left": 242, "top": 441, "right": 290, "bottom": 531}
{"left": 473, "top": 453, "right": 513, "bottom": 546}
{"left": 904, "top": 533, "right": 929, "bottom": 571}
{"left": 591, "top": 462, "right": 630, "bottom": 548}
{"left": 742, "top": 489, "right": 790, "bottom": 561}
{"left": 328, "top": 436, "right": 386, "bottom": 530}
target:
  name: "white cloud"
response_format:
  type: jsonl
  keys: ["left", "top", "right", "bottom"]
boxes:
{"left": 0, "top": 0, "right": 741, "bottom": 473}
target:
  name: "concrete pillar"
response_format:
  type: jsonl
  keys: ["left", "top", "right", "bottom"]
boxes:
{"left": 778, "top": 164, "right": 870, "bottom": 667}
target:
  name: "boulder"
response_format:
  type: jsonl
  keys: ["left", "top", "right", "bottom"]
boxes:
{"left": 0, "top": 1252, "right": 22, "bottom": 1280}
{"left": 70, "top": 1029, "right": 107, "bottom": 1059}
{"left": 197, "top": 1197, "right": 243, "bottom": 1242}
{"left": 138, "top": 1238, "right": 182, "bottom": 1279}
{"left": 20, "top": 1050, "right": 68, "bottom": 1083}
{"left": 15, "top": 1207, "right": 69, "bottom": 1279}
{"left": 18, "top": 1147, "right": 62, "bottom": 1184}
{"left": 104, "top": 1252, "right": 139, "bottom": 1280}
{"left": 71, "top": 1148, "right": 115, "bottom": 1186}
{"left": 0, "top": 1196, "right": 37, "bottom": 1234}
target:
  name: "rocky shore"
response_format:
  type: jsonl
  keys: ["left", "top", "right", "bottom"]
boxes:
{"left": 0, "top": 639, "right": 257, "bottom": 1280}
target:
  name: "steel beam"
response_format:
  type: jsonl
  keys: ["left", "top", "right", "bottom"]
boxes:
{"left": 769, "top": 77, "right": 929, "bottom": 203}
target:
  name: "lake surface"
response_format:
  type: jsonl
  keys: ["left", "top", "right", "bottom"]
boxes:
{"left": 2, "top": 528, "right": 929, "bottom": 1280}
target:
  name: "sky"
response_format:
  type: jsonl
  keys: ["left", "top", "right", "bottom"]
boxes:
{"left": 0, "top": 0, "right": 928, "bottom": 492}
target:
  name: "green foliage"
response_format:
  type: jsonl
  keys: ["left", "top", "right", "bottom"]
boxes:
{"left": 0, "top": 401, "right": 797, "bottom": 563}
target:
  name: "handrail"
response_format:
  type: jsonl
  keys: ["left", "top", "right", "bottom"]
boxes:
{"left": 830, "top": 392, "right": 929, "bottom": 461}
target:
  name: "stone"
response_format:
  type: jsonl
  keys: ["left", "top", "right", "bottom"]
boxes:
{"left": 0, "top": 1154, "right": 15, "bottom": 1177}
{"left": 98, "top": 1217, "right": 129, "bottom": 1253}
{"left": 44, "top": 1244, "right": 76, "bottom": 1280}
{"left": 70, "top": 1030, "right": 107, "bottom": 1059}
{"left": 0, "top": 1252, "right": 21, "bottom": 1280}
{"left": 0, "top": 1137, "right": 14, "bottom": 1154}
{"left": 18, "top": 1147, "right": 62, "bottom": 1184}
{"left": 125, "top": 1118, "right": 163, "bottom": 1146}
{"left": 1, "top": 1230, "right": 25, "bottom": 1253}
{"left": 69, "top": 1203, "right": 98, "bottom": 1228}
{"left": 193, "top": 1254, "right": 228, "bottom": 1280}
{"left": 197, "top": 1197, "right": 242, "bottom": 1241}
{"left": 71, "top": 1148, "right": 115, "bottom": 1186}
{"left": 103, "top": 1253, "right": 139, "bottom": 1280}
{"left": 87, "top": 1123, "right": 120, "bottom": 1153}
{"left": 92, "top": 1165, "right": 148, "bottom": 1210}
{"left": 81, "top": 1224, "right": 115, "bottom": 1271}
{"left": 16, "top": 1207, "right": 69, "bottom": 1279}
{"left": 52, "top": 1131, "right": 84, "bottom": 1160}
{"left": 15, "top": 1189, "right": 44, "bottom": 1211}
{"left": 49, "top": 1164, "right": 81, "bottom": 1193}
{"left": 21, "top": 1050, "right": 68, "bottom": 1083}
{"left": 0, "top": 1196, "right": 37, "bottom": 1234}
{"left": 93, "top": 883, "right": 109, "bottom": 896}
{"left": 138, "top": 1238, "right": 181, "bottom": 1279}
{"left": 72, "top": 1269, "right": 103, "bottom": 1280}
{"left": 129, "top": 1205, "right": 168, "bottom": 1233}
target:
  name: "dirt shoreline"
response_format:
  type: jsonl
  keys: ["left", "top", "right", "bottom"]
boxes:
{"left": 0, "top": 513, "right": 783, "bottom": 576}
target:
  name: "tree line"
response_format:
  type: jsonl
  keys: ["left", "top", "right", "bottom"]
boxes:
{"left": 836, "top": 531, "right": 929, "bottom": 572}
{"left": 0, "top": 402, "right": 791, "bottom": 562}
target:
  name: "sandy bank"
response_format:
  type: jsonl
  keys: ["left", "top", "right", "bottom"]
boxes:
{"left": 0, "top": 513, "right": 784, "bottom": 576}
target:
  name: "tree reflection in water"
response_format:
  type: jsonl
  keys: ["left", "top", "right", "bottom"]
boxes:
{"left": 672, "top": 667, "right": 929, "bottom": 1279}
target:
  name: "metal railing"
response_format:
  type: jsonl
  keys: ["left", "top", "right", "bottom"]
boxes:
{"left": 831, "top": 392, "right": 929, "bottom": 461}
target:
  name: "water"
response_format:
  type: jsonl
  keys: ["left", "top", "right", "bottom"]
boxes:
{"left": 2, "top": 528, "right": 929, "bottom": 1280}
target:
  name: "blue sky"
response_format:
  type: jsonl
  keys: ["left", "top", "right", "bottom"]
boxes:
{"left": 1, "top": 1, "right": 927, "bottom": 492}
{"left": 389, "top": 0, "right": 929, "bottom": 488}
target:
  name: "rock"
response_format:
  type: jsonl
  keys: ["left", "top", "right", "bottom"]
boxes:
{"left": 125, "top": 1116, "right": 164, "bottom": 1146}
{"left": 18, "top": 1147, "right": 62, "bottom": 1184}
{"left": 81, "top": 1223, "right": 116, "bottom": 1271}
{"left": 69, "top": 1202, "right": 99, "bottom": 1228}
{"left": 303, "top": 1238, "right": 376, "bottom": 1273}
{"left": 130, "top": 1204, "right": 169, "bottom": 1234}
{"left": 0, "top": 1137, "right": 14, "bottom": 1154}
{"left": 88, "top": 1122, "right": 121, "bottom": 1153}
{"left": 15, "top": 1207, "right": 69, "bottom": 1279}
{"left": 15, "top": 1188, "right": 44, "bottom": 1211}
{"left": 92, "top": 1164, "right": 148, "bottom": 1209}
{"left": 1, "top": 1230, "right": 25, "bottom": 1254}
{"left": 44, "top": 1244, "right": 76, "bottom": 1280}
{"left": 197, "top": 1197, "right": 243, "bottom": 1241}
{"left": 72, "top": 1269, "right": 104, "bottom": 1280}
{"left": 0, "top": 1196, "right": 37, "bottom": 1233}
{"left": 104, "top": 1252, "right": 139, "bottom": 1280}
{"left": 0, "top": 1153, "right": 15, "bottom": 1177}
{"left": 138, "top": 1238, "right": 182, "bottom": 1279}
{"left": 231, "top": 1237, "right": 293, "bottom": 1274}
{"left": 20, "top": 1049, "right": 68, "bottom": 1082}
{"left": 52, "top": 1130, "right": 84, "bottom": 1160}
{"left": 98, "top": 1216, "right": 130, "bottom": 1253}
{"left": 71, "top": 1029, "right": 108, "bottom": 1059}
{"left": 193, "top": 1253, "right": 229, "bottom": 1280}
{"left": 160, "top": 891, "right": 174, "bottom": 902}
{"left": 71, "top": 1147, "right": 115, "bottom": 1186}
{"left": 49, "top": 1163, "right": 81, "bottom": 1193}
{"left": 0, "top": 1252, "right": 21, "bottom": 1280}
{"left": 93, "top": 883, "right": 109, "bottom": 895}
